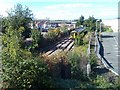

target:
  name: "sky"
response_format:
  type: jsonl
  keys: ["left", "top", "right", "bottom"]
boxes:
{"left": 0, "top": 0, "right": 119, "bottom": 20}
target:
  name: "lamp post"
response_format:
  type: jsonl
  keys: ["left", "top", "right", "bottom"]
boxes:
{"left": 95, "top": 19, "right": 99, "bottom": 53}
{"left": 96, "top": 19, "right": 100, "bottom": 35}
{"left": 99, "top": 22, "right": 102, "bottom": 41}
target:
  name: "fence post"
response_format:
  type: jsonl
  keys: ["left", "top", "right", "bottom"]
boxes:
{"left": 87, "top": 35, "right": 91, "bottom": 77}
{"left": 87, "top": 62, "right": 91, "bottom": 77}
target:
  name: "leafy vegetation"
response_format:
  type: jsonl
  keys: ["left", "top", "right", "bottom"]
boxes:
{"left": 90, "top": 54, "right": 97, "bottom": 69}
{"left": 76, "top": 16, "right": 102, "bottom": 32}
{"left": 76, "top": 15, "right": 84, "bottom": 27}
{"left": 2, "top": 4, "right": 53, "bottom": 89}
{"left": 1, "top": 3, "right": 120, "bottom": 89}
{"left": 75, "top": 33, "right": 84, "bottom": 46}
{"left": 26, "top": 29, "right": 42, "bottom": 51}
{"left": 2, "top": 4, "right": 33, "bottom": 38}
{"left": 2, "top": 56, "right": 51, "bottom": 89}
{"left": 103, "top": 26, "right": 113, "bottom": 32}
{"left": 68, "top": 48, "right": 88, "bottom": 81}
{"left": 44, "top": 28, "right": 60, "bottom": 42}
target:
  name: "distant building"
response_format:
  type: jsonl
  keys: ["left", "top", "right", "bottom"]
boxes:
{"left": 31, "top": 19, "right": 77, "bottom": 31}
{"left": 33, "top": 19, "right": 49, "bottom": 32}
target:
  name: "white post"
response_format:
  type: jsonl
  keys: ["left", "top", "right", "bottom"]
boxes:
{"left": 87, "top": 62, "right": 91, "bottom": 77}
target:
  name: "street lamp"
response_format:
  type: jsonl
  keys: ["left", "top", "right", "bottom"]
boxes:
{"left": 95, "top": 19, "right": 100, "bottom": 53}
{"left": 99, "top": 22, "right": 102, "bottom": 40}
{"left": 96, "top": 19, "right": 100, "bottom": 35}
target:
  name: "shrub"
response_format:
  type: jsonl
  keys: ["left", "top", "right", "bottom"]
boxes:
{"left": 2, "top": 55, "right": 53, "bottom": 89}
{"left": 114, "top": 77, "right": 120, "bottom": 89}
{"left": 68, "top": 50, "right": 88, "bottom": 81}
{"left": 90, "top": 54, "right": 97, "bottom": 69}
{"left": 26, "top": 29, "right": 42, "bottom": 51}
{"left": 93, "top": 75, "right": 111, "bottom": 88}
{"left": 44, "top": 29, "right": 60, "bottom": 42}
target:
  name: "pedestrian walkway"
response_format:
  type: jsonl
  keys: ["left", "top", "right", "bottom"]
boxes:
{"left": 101, "top": 32, "right": 119, "bottom": 75}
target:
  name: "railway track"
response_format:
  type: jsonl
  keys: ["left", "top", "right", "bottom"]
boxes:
{"left": 42, "top": 37, "right": 74, "bottom": 57}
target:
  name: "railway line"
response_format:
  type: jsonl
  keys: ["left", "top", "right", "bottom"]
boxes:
{"left": 41, "top": 27, "right": 85, "bottom": 57}
{"left": 42, "top": 37, "right": 74, "bottom": 57}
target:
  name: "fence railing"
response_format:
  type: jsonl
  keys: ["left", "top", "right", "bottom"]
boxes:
{"left": 96, "top": 35, "right": 101, "bottom": 59}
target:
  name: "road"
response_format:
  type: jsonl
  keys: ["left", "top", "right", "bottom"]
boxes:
{"left": 101, "top": 32, "right": 120, "bottom": 75}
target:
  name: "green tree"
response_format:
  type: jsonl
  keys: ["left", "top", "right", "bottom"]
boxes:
{"left": 76, "top": 15, "right": 84, "bottom": 27}
{"left": 83, "top": 16, "right": 96, "bottom": 31}
{"left": 2, "top": 25, "right": 24, "bottom": 59}
{"left": 27, "top": 29, "right": 42, "bottom": 51}
{"left": 4, "top": 3, "right": 33, "bottom": 38}
{"left": 2, "top": 4, "right": 53, "bottom": 89}
{"left": 0, "top": 15, "right": 2, "bottom": 33}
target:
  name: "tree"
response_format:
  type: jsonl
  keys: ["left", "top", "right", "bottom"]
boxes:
{"left": 27, "top": 29, "right": 42, "bottom": 51}
{"left": 0, "top": 15, "right": 2, "bottom": 33}
{"left": 2, "top": 4, "right": 53, "bottom": 89}
{"left": 79, "top": 15, "right": 84, "bottom": 25}
{"left": 76, "top": 15, "right": 84, "bottom": 27}
{"left": 83, "top": 16, "right": 96, "bottom": 31}
{"left": 4, "top": 3, "right": 33, "bottom": 38}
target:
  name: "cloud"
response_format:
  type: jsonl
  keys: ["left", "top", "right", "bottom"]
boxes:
{"left": 93, "top": 5, "right": 118, "bottom": 19}
{"left": 0, "top": 1, "right": 14, "bottom": 16}
{"left": 0, "top": 1, "right": 118, "bottom": 20}
{"left": 45, "top": 3, "right": 91, "bottom": 9}
{"left": 34, "top": 3, "right": 117, "bottom": 20}
{"left": 34, "top": 3, "right": 92, "bottom": 20}
{"left": 4, "top": 0, "right": 119, "bottom": 3}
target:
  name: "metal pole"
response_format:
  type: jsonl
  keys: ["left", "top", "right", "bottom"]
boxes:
{"left": 99, "top": 22, "right": 102, "bottom": 62}
{"left": 100, "top": 22, "right": 101, "bottom": 33}
{"left": 95, "top": 20, "right": 98, "bottom": 53}
{"left": 100, "top": 22, "right": 102, "bottom": 41}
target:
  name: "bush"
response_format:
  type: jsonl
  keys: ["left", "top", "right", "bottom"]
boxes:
{"left": 75, "top": 33, "right": 85, "bottom": 46}
{"left": 68, "top": 50, "right": 88, "bottom": 81}
{"left": 44, "top": 29, "right": 60, "bottom": 42}
{"left": 103, "top": 27, "right": 113, "bottom": 32}
{"left": 93, "top": 75, "right": 111, "bottom": 88}
{"left": 2, "top": 56, "right": 53, "bottom": 89}
{"left": 90, "top": 54, "right": 97, "bottom": 69}
{"left": 26, "top": 29, "right": 42, "bottom": 51}
{"left": 114, "top": 77, "right": 120, "bottom": 89}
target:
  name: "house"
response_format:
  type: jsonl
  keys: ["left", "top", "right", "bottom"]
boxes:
{"left": 31, "top": 19, "right": 77, "bottom": 31}
{"left": 33, "top": 19, "right": 49, "bottom": 32}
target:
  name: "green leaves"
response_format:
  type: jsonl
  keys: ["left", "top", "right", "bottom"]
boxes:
{"left": 26, "top": 29, "right": 42, "bottom": 51}
{"left": 2, "top": 26, "right": 21, "bottom": 59}
{"left": 76, "top": 15, "right": 84, "bottom": 27}
{"left": 90, "top": 54, "right": 97, "bottom": 69}
{"left": 2, "top": 56, "right": 49, "bottom": 88}
{"left": 93, "top": 75, "right": 111, "bottom": 88}
{"left": 3, "top": 3, "right": 33, "bottom": 38}
{"left": 76, "top": 16, "right": 99, "bottom": 31}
